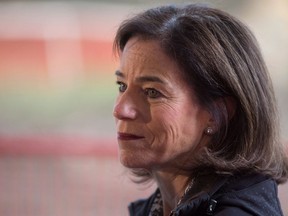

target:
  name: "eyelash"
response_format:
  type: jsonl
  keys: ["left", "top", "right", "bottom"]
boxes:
{"left": 116, "top": 81, "right": 163, "bottom": 99}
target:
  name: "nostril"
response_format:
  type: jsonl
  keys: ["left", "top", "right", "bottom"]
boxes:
{"left": 113, "top": 110, "right": 119, "bottom": 118}
{"left": 113, "top": 106, "right": 121, "bottom": 118}
{"left": 113, "top": 92, "right": 139, "bottom": 120}
{"left": 113, "top": 103, "right": 137, "bottom": 120}
{"left": 113, "top": 110, "right": 116, "bottom": 116}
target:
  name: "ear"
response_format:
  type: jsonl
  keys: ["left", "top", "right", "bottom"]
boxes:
{"left": 221, "top": 96, "right": 236, "bottom": 120}
{"left": 213, "top": 96, "right": 236, "bottom": 122}
{"left": 205, "top": 96, "right": 236, "bottom": 133}
{"left": 204, "top": 97, "right": 236, "bottom": 135}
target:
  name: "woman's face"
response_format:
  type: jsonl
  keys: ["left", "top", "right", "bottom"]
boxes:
{"left": 113, "top": 37, "right": 212, "bottom": 172}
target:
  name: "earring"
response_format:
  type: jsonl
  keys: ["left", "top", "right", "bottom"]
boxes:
{"left": 205, "top": 127, "right": 214, "bottom": 135}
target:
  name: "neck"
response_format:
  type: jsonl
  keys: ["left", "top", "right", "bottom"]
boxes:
{"left": 152, "top": 170, "right": 220, "bottom": 216}
{"left": 152, "top": 171, "right": 192, "bottom": 216}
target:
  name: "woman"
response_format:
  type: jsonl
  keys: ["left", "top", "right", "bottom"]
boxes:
{"left": 112, "top": 4, "right": 288, "bottom": 216}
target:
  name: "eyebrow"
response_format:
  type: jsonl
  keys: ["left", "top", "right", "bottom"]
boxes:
{"left": 115, "top": 70, "right": 125, "bottom": 78}
{"left": 115, "top": 70, "right": 166, "bottom": 84}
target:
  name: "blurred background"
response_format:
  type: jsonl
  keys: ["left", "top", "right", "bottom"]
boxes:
{"left": 0, "top": 0, "right": 287, "bottom": 215}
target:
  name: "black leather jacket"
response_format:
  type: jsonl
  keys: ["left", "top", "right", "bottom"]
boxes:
{"left": 128, "top": 173, "right": 284, "bottom": 216}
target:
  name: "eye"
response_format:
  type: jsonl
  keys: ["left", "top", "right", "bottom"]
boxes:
{"left": 116, "top": 81, "right": 127, "bottom": 92}
{"left": 145, "top": 88, "right": 162, "bottom": 98}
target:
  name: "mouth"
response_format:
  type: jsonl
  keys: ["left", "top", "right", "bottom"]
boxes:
{"left": 117, "top": 132, "right": 145, "bottom": 141}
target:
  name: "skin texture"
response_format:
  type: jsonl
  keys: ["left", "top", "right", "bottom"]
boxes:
{"left": 113, "top": 37, "right": 214, "bottom": 215}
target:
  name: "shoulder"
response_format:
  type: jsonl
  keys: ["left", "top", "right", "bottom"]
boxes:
{"left": 128, "top": 189, "right": 158, "bottom": 216}
{"left": 213, "top": 173, "right": 284, "bottom": 216}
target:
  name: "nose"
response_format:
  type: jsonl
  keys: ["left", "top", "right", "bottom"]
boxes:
{"left": 113, "top": 93, "right": 138, "bottom": 120}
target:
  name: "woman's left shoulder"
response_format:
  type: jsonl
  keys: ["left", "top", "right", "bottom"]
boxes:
{"left": 212, "top": 173, "right": 284, "bottom": 216}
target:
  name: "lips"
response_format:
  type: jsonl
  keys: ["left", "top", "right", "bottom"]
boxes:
{"left": 117, "top": 132, "right": 144, "bottom": 140}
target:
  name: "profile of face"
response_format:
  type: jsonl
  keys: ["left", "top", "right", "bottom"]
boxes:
{"left": 113, "top": 37, "right": 213, "bottom": 172}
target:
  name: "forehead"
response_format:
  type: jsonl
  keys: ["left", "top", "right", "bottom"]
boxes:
{"left": 119, "top": 37, "right": 182, "bottom": 81}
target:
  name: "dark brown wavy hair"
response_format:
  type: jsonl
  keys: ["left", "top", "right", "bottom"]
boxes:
{"left": 113, "top": 4, "right": 288, "bottom": 184}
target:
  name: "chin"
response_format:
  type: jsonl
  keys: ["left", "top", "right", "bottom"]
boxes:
{"left": 120, "top": 154, "right": 140, "bottom": 168}
{"left": 119, "top": 150, "right": 150, "bottom": 169}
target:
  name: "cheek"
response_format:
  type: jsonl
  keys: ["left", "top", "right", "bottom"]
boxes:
{"left": 149, "top": 103, "right": 206, "bottom": 149}
{"left": 148, "top": 106, "right": 182, "bottom": 145}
